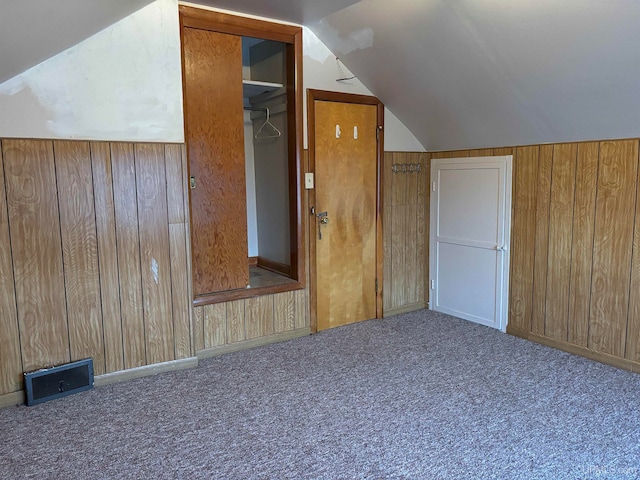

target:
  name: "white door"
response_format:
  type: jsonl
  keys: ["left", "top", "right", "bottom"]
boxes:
{"left": 429, "top": 156, "right": 512, "bottom": 331}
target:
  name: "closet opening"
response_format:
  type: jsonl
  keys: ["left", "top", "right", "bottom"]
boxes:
{"left": 180, "top": 6, "right": 304, "bottom": 306}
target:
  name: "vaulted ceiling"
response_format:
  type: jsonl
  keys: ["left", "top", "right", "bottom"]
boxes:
{"left": 3, "top": 0, "right": 640, "bottom": 151}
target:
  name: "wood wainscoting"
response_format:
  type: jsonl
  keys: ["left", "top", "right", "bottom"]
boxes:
{"left": 0, "top": 139, "right": 310, "bottom": 401}
{"left": 429, "top": 141, "right": 640, "bottom": 372}
{"left": 382, "top": 152, "right": 429, "bottom": 316}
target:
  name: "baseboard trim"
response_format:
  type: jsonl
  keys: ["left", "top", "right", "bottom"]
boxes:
{"left": 506, "top": 325, "right": 640, "bottom": 373}
{"left": 0, "top": 390, "right": 25, "bottom": 409}
{"left": 94, "top": 357, "right": 199, "bottom": 387}
{"left": 197, "top": 328, "right": 311, "bottom": 360}
{"left": 384, "top": 302, "right": 426, "bottom": 318}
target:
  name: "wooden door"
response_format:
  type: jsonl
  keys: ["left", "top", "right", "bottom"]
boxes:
{"left": 182, "top": 28, "right": 249, "bottom": 296}
{"left": 430, "top": 156, "right": 512, "bottom": 331}
{"left": 313, "top": 100, "right": 379, "bottom": 331}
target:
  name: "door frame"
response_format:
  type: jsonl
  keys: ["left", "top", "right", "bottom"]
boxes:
{"left": 307, "top": 89, "right": 385, "bottom": 332}
{"left": 179, "top": 6, "right": 305, "bottom": 306}
{"left": 428, "top": 155, "right": 513, "bottom": 331}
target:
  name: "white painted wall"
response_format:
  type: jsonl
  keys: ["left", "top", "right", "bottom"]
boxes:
{"left": 244, "top": 112, "right": 259, "bottom": 257}
{"left": 0, "top": 0, "right": 184, "bottom": 142}
{"left": 302, "top": 27, "right": 424, "bottom": 152}
{"left": 0, "top": 0, "right": 424, "bottom": 151}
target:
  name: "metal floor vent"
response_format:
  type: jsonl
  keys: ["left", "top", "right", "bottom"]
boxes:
{"left": 24, "top": 358, "right": 94, "bottom": 406}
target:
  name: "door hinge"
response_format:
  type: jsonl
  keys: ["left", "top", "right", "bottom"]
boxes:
{"left": 432, "top": 181, "right": 436, "bottom": 192}
{"left": 431, "top": 279, "right": 435, "bottom": 290}
{"left": 376, "top": 125, "right": 382, "bottom": 142}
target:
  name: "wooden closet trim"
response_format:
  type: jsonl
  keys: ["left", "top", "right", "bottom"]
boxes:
{"left": 179, "top": 6, "right": 305, "bottom": 306}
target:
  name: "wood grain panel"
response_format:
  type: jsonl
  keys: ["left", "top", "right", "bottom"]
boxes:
{"left": 274, "top": 291, "right": 296, "bottom": 333}
{"left": 567, "top": 142, "right": 599, "bottom": 347}
{"left": 246, "top": 295, "right": 274, "bottom": 339}
{"left": 430, "top": 150, "right": 470, "bottom": 159}
{"left": 183, "top": 27, "right": 249, "bottom": 296}
{"left": 135, "top": 143, "right": 175, "bottom": 364}
{"left": 90, "top": 142, "right": 124, "bottom": 373}
{"left": 0, "top": 141, "right": 22, "bottom": 394}
{"left": 54, "top": 140, "right": 105, "bottom": 374}
{"left": 169, "top": 223, "right": 191, "bottom": 359}
{"left": 383, "top": 152, "right": 393, "bottom": 309}
{"left": 295, "top": 288, "right": 307, "bottom": 329}
{"left": 531, "top": 145, "right": 553, "bottom": 335}
{"left": 391, "top": 152, "right": 408, "bottom": 206}
{"left": 165, "top": 144, "right": 185, "bottom": 225}
{"left": 405, "top": 204, "right": 418, "bottom": 303}
{"left": 111, "top": 142, "right": 146, "bottom": 368}
{"left": 391, "top": 204, "right": 406, "bottom": 309}
{"left": 627, "top": 145, "right": 640, "bottom": 361}
{"left": 589, "top": 140, "right": 638, "bottom": 356}
{"left": 193, "top": 306, "right": 205, "bottom": 352}
{"left": 469, "top": 149, "right": 494, "bottom": 157}
{"left": 544, "top": 143, "right": 577, "bottom": 341}
{"left": 181, "top": 144, "right": 195, "bottom": 355}
{"left": 508, "top": 146, "right": 537, "bottom": 331}
{"left": 226, "top": 299, "right": 246, "bottom": 343}
{"left": 3, "top": 139, "right": 70, "bottom": 372}
{"left": 204, "top": 303, "right": 226, "bottom": 348}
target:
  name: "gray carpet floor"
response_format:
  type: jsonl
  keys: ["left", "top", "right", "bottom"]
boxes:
{"left": 1, "top": 309, "right": 639, "bottom": 479}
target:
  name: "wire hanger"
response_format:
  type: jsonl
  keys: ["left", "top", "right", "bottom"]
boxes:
{"left": 254, "top": 107, "right": 281, "bottom": 139}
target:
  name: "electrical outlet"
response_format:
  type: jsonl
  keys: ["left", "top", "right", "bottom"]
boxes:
{"left": 305, "top": 172, "right": 314, "bottom": 189}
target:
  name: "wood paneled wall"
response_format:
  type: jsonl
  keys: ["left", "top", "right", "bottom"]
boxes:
{"left": 192, "top": 290, "right": 307, "bottom": 350}
{"left": 0, "top": 138, "right": 310, "bottom": 398}
{"left": 382, "top": 152, "right": 429, "bottom": 315}
{"left": 0, "top": 139, "right": 192, "bottom": 395}
{"left": 431, "top": 141, "right": 640, "bottom": 371}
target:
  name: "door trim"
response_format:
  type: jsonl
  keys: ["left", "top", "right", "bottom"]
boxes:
{"left": 429, "top": 155, "right": 513, "bottom": 331}
{"left": 307, "top": 89, "right": 385, "bottom": 332}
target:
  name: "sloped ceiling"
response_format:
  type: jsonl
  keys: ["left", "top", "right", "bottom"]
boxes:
{"left": 0, "top": 0, "right": 153, "bottom": 84}
{"left": 196, "top": 0, "right": 640, "bottom": 151}
{"left": 3, "top": 0, "right": 640, "bottom": 150}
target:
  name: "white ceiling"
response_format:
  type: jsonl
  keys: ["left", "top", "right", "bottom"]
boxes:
{"left": 4, "top": 0, "right": 640, "bottom": 150}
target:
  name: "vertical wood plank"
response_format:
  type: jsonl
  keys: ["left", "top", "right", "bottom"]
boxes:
{"left": 91, "top": 142, "right": 124, "bottom": 373}
{"left": 469, "top": 149, "right": 494, "bottom": 157}
{"left": 544, "top": 143, "right": 577, "bottom": 341}
{"left": 430, "top": 150, "right": 470, "bottom": 159}
{"left": 626, "top": 141, "right": 640, "bottom": 360}
{"left": 135, "top": 143, "right": 175, "bottom": 364}
{"left": 54, "top": 140, "right": 105, "bottom": 374}
{"left": 0, "top": 141, "right": 22, "bottom": 394}
{"left": 226, "top": 299, "right": 246, "bottom": 343}
{"left": 274, "top": 291, "right": 296, "bottom": 333}
{"left": 508, "top": 146, "right": 537, "bottom": 331}
{"left": 181, "top": 144, "right": 195, "bottom": 356}
{"left": 567, "top": 142, "right": 599, "bottom": 347}
{"left": 531, "top": 145, "right": 553, "bottom": 335}
{"left": 246, "top": 295, "right": 274, "bottom": 339}
{"left": 166, "top": 144, "right": 191, "bottom": 359}
{"left": 111, "top": 142, "right": 146, "bottom": 368}
{"left": 169, "top": 224, "right": 191, "bottom": 359}
{"left": 383, "top": 152, "right": 393, "bottom": 310}
{"left": 405, "top": 204, "right": 418, "bottom": 303}
{"left": 589, "top": 140, "right": 638, "bottom": 356}
{"left": 204, "top": 303, "right": 226, "bottom": 348}
{"left": 391, "top": 204, "right": 406, "bottom": 309}
{"left": 3, "top": 139, "right": 70, "bottom": 371}
{"left": 192, "top": 306, "right": 205, "bottom": 352}
{"left": 295, "top": 288, "right": 307, "bottom": 329}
